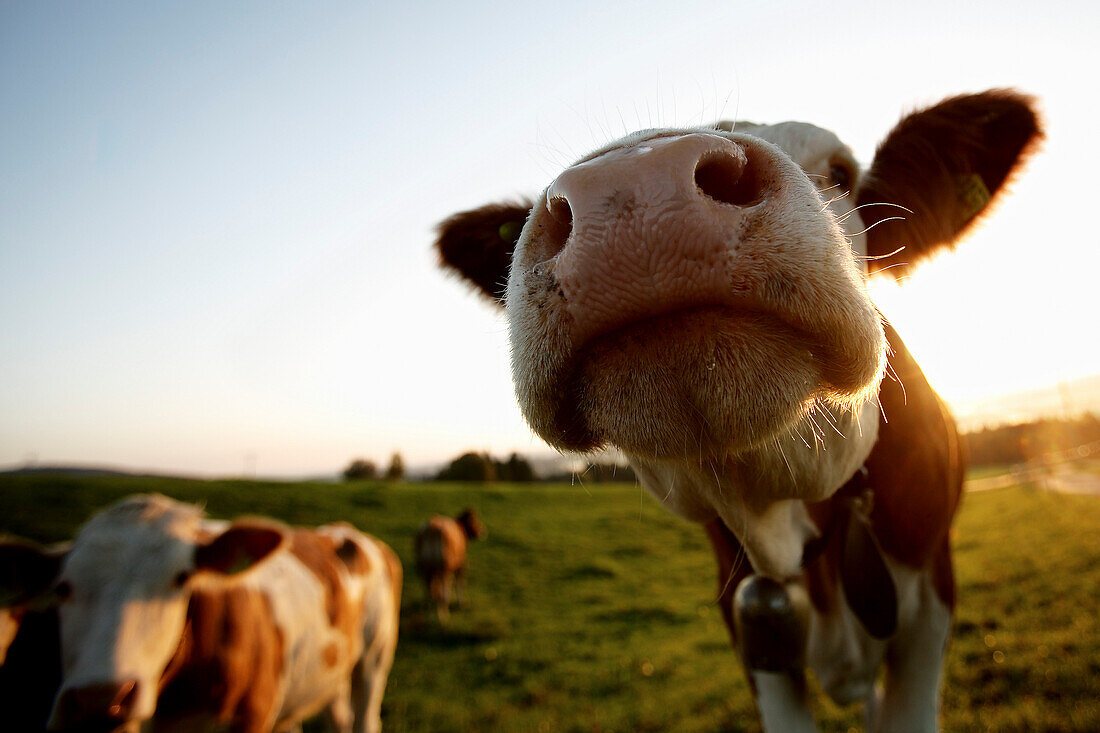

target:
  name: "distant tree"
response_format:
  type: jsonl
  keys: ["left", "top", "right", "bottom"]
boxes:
{"left": 437, "top": 452, "right": 497, "bottom": 481}
{"left": 384, "top": 452, "right": 406, "bottom": 481}
{"left": 343, "top": 458, "right": 378, "bottom": 481}
{"left": 494, "top": 452, "right": 536, "bottom": 482}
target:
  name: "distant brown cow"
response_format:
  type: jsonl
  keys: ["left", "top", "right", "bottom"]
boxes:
{"left": 414, "top": 509, "right": 484, "bottom": 619}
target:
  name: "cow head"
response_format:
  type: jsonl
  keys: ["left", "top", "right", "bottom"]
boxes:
{"left": 436, "top": 91, "right": 1040, "bottom": 576}
{"left": 45, "top": 494, "right": 284, "bottom": 732}
{"left": 457, "top": 508, "right": 486, "bottom": 541}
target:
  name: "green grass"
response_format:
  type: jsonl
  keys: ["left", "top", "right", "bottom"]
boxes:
{"left": 965, "top": 464, "right": 1016, "bottom": 481}
{"left": 1, "top": 474, "right": 1097, "bottom": 732}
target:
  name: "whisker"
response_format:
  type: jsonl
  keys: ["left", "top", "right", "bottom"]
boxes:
{"left": 885, "top": 360, "right": 907, "bottom": 406}
{"left": 867, "top": 260, "right": 911, "bottom": 277}
{"left": 854, "top": 245, "right": 907, "bottom": 262}
{"left": 816, "top": 405, "right": 846, "bottom": 438}
{"left": 847, "top": 215, "right": 907, "bottom": 238}
{"left": 793, "top": 421, "right": 812, "bottom": 450}
{"left": 837, "top": 201, "right": 915, "bottom": 222}
{"left": 776, "top": 436, "right": 796, "bottom": 482}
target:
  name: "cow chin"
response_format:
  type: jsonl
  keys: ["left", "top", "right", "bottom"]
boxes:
{"left": 579, "top": 309, "right": 820, "bottom": 458}
{"left": 527, "top": 305, "right": 882, "bottom": 460}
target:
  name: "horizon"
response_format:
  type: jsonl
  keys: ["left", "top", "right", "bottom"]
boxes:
{"left": 2, "top": 1, "right": 1098, "bottom": 477}
{"left": 7, "top": 374, "right": 1099, "bottom": 481}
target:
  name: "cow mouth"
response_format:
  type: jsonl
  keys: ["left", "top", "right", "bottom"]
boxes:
{"left": 547, "top": 305, "right": 839, "bottom": 458}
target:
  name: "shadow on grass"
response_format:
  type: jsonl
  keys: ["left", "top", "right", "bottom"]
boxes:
{"left": 400, "top": 616, "right": 504, "bottom": 648}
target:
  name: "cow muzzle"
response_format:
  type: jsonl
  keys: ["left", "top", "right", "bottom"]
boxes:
{"left": 507, "top": 130, "right": 885, "bottom": 458}
{"left": 49, "top": 679, "right": 140, "bottom": 732}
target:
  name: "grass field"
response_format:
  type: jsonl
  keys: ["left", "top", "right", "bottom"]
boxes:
{"left": 1, "top": 473, "right": 1097, "bottom": 732}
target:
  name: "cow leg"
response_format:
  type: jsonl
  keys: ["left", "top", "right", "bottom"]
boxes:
{"left": 441, "top": 574, "right": 454, "bottom": 609}
{"left": 351, "top": 640, "right": 398, "bottom": 733}
{"left": 750, "top": 670, "right": 818, "bottom": 732}
{"left": 455, "top": 567, "right": 468, "bottom": 607}
{"left": 319, "top": 679, "right": 354, "bottom": 733}
{"left": 871, "top": 575, "right": 952, "bottom": 733}
{"left": 734, "top": 576, "right": 818, "bottom": 732}
{"left": 427, "top": 575, "right": 448, "bottom": 620}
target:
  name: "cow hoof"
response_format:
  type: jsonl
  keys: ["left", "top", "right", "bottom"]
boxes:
{"left": 733, "top": 575, "right": 810, "bottom": 672}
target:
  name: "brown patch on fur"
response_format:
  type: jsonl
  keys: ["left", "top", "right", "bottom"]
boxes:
{"left": 194, "top": 520, "right": 285, "bottom": 576}
{"left": 435, "top": 199, "right": 533, "bottom": 303}
{"left": 866, "top": 322, "right": 964, "bottom": 585}
{"left": 322, "top": 642, "right": 340, "bottom": 668}
{"left": 336, "top": 537, "right": 371, "bottom": 576}
{"left": 859, "top": 89, "right": 1043, "bottom": 277}
{"left": 289, "top": 531, "right": 362, "bottom": 649}
{"left": 803, "top": 500, "right": 843, "bottom": 616}
{"left": 930, "top": 533, "right": 957, "bottom": 610}
{"left": 157, "top": 586, "right": 284, "bottom": 732}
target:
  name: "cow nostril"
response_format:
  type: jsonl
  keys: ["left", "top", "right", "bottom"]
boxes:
{"left": 543, "top": 195, "right": 573, "bottom": 258}
{"left": 110, "top": 679, "right": 138, "bottom": 718}
{"left": 695, "top": 152, "right": 761, "bottom": 207}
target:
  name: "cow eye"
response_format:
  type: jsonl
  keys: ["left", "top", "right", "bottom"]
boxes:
{"left": 829, "top": 163, "right": 853, "bottom": 194}
{"left": 54, "top": 580, "right": 72, "bottom": 601}
{"left": 173, "top": 570, "right": 193, "bottom": 587}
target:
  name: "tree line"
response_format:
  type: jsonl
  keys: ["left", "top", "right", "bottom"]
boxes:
{"left": 343, "top": 453, "right": 405, "bottom": 481}
{"left": 342, "top": 451, "right": 636, "bottom": 483}
{"left": 344, "top": 413, "right": 1100, "bottom": 483}
{"left": 963, "top": 412, "right": 1100, "bottom": 467}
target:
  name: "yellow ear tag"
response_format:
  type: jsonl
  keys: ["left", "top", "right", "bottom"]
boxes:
{"left": 958, "top": 173, "right": 992, "bottom": 222}
{"left": 498, "top": 221, "right": 523, "bottom": 244}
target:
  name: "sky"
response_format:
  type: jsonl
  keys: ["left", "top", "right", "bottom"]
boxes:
{"left": 1, "top": 0, "right": 1098, "bottom": 477}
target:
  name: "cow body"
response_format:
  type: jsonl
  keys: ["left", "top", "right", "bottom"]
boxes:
{"left": 414, "top": 509, "right": 483, "bottom": 620}
{"left": 435, "top": 91, "right": 1040, "bottom": 730}
{"left": 34, "top": 495, "right": 401, "bottom": 733}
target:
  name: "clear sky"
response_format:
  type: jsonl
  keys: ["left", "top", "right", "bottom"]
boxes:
{"left": 2, "top": 1, "right": 1097, "bottom": 477}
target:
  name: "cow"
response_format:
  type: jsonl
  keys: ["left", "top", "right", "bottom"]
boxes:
{"left": 414, "top": 508, "right": 484, "bottom": 620}
{"left": 0, "top": 537, "right": 67, "bottom": 731}
{"left": 2, "top": 494, "right": 402, "bottom": 733}
{"left": 433, "top": 90, "right": 1042, "bottom": 731}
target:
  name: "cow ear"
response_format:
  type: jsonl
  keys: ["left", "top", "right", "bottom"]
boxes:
{"left": 857, "top": 89, "right": 1042, "bottom": 278}
{"left": 435, "top": 199, "right": 533, "bottom": 305}
{"left": 194, "top": 521, "right": 285, "bottom": 576}
{"left": 0, "top": 538, "right": 67, "bottom": 607}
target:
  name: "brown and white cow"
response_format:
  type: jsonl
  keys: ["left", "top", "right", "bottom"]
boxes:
{"left": 434, "top": 91, "right": 1041, "bottom": 731}
{"left": 414, "top": 508, "right": 484, "bottom": 620}
{"left": 5, "top": 494, "right": 402, "bottom": 733}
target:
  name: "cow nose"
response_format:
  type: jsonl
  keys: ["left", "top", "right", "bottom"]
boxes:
{"left": 539, "top": 133, "right": 761, "bottom": 261}
{"left": 536, "top": 133, "right": 769, "bottom": 346}
{"left": 52, "top": 679, "right": 139, "bottom": 730}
